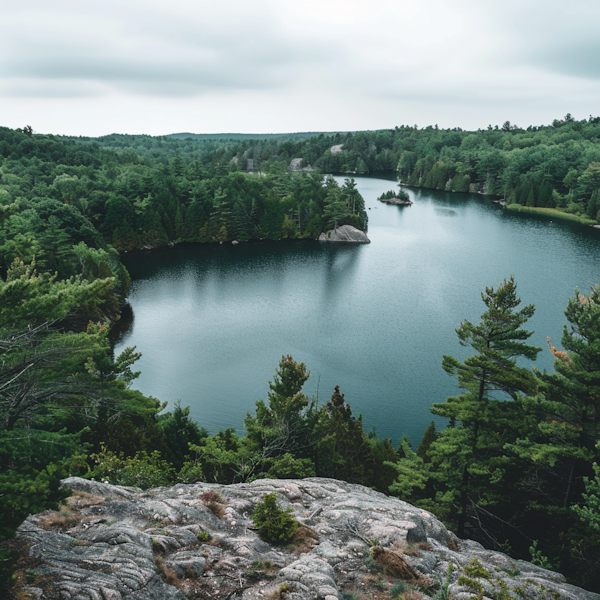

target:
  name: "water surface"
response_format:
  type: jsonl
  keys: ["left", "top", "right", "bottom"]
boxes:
{"left": 115, "top": 176, "right": 600, "bottom": 445}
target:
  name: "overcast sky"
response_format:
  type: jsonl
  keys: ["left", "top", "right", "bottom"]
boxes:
{"left": 1, "top": 0, "right": 599, "bottom": 136}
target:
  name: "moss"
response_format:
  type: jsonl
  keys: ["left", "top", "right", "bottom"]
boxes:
{"left": 463, "top": 558, "right": 491, "bottom": 580}
{"left": 457, "top": 575, "right": 484, "bottom": 598}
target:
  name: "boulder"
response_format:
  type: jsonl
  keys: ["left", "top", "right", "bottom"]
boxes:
{"left": 318, "top": 224, "right": 370, "bottom": 243}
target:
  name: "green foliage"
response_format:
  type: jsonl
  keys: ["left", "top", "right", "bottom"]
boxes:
{"left": 314, "top": 385, "right": 378, "bottom": 486}
{"left": 574, "top": 456, "right": 600, "bottom": 531}
{"left": 88, "top": 444, "right": 175, "bottom": 489}
{"left": 416, "top": 421, "right": 436, "bottom": 462}
{"left": 251, "top": 493, "right": 298, "bottom": 545}
{"left": 464, "top": 558, "right": 491, "bottom": 580}
{"left": 263, "top": 453, "right": 316, "bottom": 479}
{"left": 387, "top": 437, "right": 429, "bottom": 499}
{"left": 428, "top": 277, "right": 540, "bottom": 536}
{"left": 0, "top": 257, "right": 119, "bottom": 329}
{"left": 0, "top": 462, "right": 70, "bottom": 540}
{"left": 158, "top": 401, "right": 208, "bottom": 469}
{"left": 431, "top": 563, "right": 455, "bottom": 600}
{"left": 176, "top": 459, "right": 205, "bottom": 484}
{"left": 390, "top": 580, "right": 407, "bottom": 597}
{"left": 529, "top": 541, "right": 554, "bottom": 570}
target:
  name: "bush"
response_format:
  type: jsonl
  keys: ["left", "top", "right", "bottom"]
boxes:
{"left": 391, "top": 580, "right": 407, "bottom": 597}
{"left": 177, "top": 459, "right": 204, "bottom": 484}
{"left": 88, "top": 444, "right": 175, "bottom": 489}
{"left": 251, "top": 493, "right": 298, "bottom": 545}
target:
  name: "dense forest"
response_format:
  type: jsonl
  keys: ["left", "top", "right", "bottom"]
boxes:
{"left": 1, "top": 121, "right": 600, "bottom": 593}
{"left": 57, "top": 112, "right": 600, "bottom": 225}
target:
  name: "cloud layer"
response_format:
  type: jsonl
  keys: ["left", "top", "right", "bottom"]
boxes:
{"left": 1, "top": 0, "right": 599, "bottom": 135}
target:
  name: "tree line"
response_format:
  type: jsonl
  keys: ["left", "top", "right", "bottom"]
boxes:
{"left": 0, "top": 125, "right": 368, "bottom": 280}
{"left": 65, "top": 114, "right": 600, "bottom": 223}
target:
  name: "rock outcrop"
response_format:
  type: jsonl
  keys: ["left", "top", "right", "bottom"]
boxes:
{"left": 14, "top": 477, "right": 598, "bottom": 600}
{"left": 378, "top": 196, "right": 413, "bottom": 206}
{"left": 289, "top": 158, "right": 315, "bottom": 172}
{"left": 318, "top": 225, "right": 370, "bottom": 243}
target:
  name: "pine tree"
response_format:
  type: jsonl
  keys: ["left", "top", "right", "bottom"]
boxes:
{"left": 244, "top": 355, "right": 312, "bottom": 459}
{"left": 512, "top": 286, "right": 600, "bottom": 507}
{"left": 314, "top": 386, "right": 376, "bottom": 486}
{"left": 417, "top": 421, "right": 437, "bottom": 462}
{"left": 431, "top": 277, "right": 540, "bottom": 537}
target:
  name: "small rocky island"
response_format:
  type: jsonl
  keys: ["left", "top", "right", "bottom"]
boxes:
{"left": 378, "top": 189, "right": 413, "bottom": 205}
{"left": 318, "top": 224, "right": 370, "bottom": 243}
{"left": 13, "top": 477, "right": 598, "bottom": 600}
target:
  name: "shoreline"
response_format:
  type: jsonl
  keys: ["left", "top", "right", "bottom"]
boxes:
{"left": 505, "top": 203, "right": 597, "bottom": 225}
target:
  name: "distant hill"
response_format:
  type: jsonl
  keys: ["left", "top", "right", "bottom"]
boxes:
{"left": 167, "top": 131, "right": 344, "bottom": 141}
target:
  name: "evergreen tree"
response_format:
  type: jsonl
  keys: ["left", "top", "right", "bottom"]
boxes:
{"left": 430, "top": 277, "right": 540, "bottom": 537}
{"left": 245, "top": 355, "right": 313, "bottom": 461}
{"left": 314, "top": 385, "right": 376, "bottom": 486}
{"left": 416, "top": 421, "right": 437, "bottom": 462}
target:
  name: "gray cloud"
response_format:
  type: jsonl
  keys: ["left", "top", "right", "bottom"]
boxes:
{"left": 2, "top": 0, "right": 600, "bottom": 135}
{"left": 490, "top": 0, "right": 600, "bottom": 80}
{"left": 527, "top": 39, "right": 600, "bottom": 80}
{"left": 1, "top": 80, "right": 103, "bottom": 98}
{"left": 0, "top": 2, "right": 337, "bottom": 98}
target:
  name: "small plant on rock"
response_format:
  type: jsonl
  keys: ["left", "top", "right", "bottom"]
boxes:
{"left": 463, "top": 558, "right": 490, "bottom": 580}
{"left": 251, "top": 493, "right": 299, "bottom": 545}
{"left": 200, "top": 490, "right": 226, "bottom": 518}
{"left": 391, "top": 580, "right": 407, "bottom": 597}
{"left": 278, "top": 582, "right": 293, "bottom": 597}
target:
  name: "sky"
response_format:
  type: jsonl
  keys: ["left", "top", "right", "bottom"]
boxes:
{"left": 1, "top": 0, "right": 599, "bottom": 137}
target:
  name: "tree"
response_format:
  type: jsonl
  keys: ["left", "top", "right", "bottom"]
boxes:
{"left": 511, "top": 286, "right": 600, "bottom": 509}
{"left": 417, "top": 421, "right": 437, "bottom": 462}
{"left": 505, "top": 287, "right": 600, "bottom": 586}
{"left": 314, "top": 385, "right": 376, "bottom": 486}
{"left": 245, "top": 355, "right": 312, "bottom": 460}
{"left": 431, "top": 277, "right": 540, "bottom": 537}
{"left": 323, "top": 179, "right": 350, "bottom": 231}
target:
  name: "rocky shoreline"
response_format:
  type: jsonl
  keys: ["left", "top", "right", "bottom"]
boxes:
{"left": 13, "top": 477, "right": 599, "bottom": 600}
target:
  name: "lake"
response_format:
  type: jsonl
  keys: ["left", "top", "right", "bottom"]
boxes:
{"left": 114, "top": 175, "right": 600, "bottom": 445}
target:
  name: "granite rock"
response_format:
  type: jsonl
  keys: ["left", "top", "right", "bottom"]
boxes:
{"left": 14, "top": 477, "right": 599, "bottom": 600}
{"left": 318, "top": 225, "right": 370, "bottom": 243}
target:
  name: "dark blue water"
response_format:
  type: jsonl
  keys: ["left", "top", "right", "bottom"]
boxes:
{"left": 114, "top": 176, "right": 600, "bottom": 445}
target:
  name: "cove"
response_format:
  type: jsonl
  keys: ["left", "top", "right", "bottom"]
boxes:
{"left": 113, "top": 175, "right": 600, "bottom": 445}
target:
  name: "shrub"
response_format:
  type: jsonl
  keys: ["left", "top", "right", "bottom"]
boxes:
{"left": 88, "top": 444, "right": 175, "bottom": 489}
{"left": 391, "top": 580, "right": 407, "bottom": 597}
{"left": 251, "top": 493, "right": 298, "bottom": 545}
{"left": 177, "top": 459, "right": 204, "bottom": 484}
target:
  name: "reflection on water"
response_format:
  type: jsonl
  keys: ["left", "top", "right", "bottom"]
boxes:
{"left": 435, "top": 208, "right": 458, "bottom": 217}
{"left": 115, "top": 177, "right": 600, "bottom": 445}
